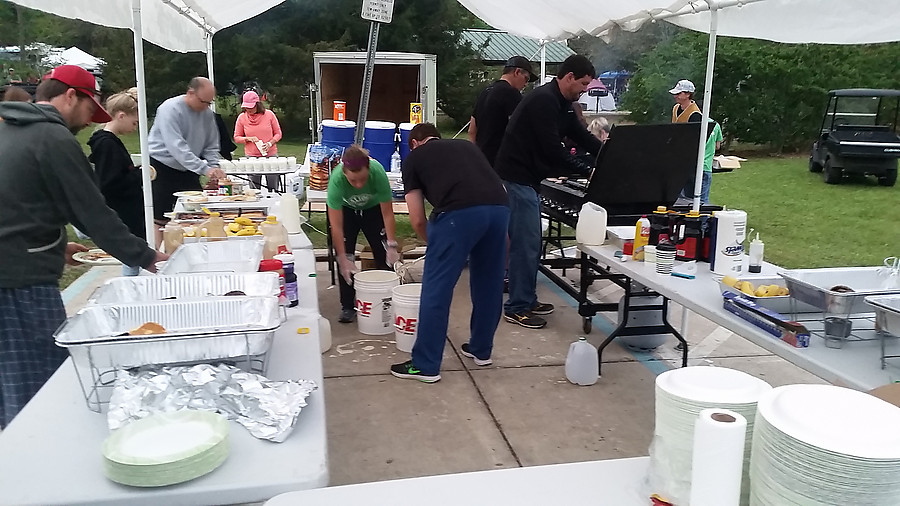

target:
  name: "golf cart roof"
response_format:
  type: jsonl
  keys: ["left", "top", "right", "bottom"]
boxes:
{"left": 829, "top": 89, "right": 900, "bottom": 97}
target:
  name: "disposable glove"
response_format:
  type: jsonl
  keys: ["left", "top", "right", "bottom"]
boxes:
{"left": 338, "top": 254, "right": 358, "bottom": 285}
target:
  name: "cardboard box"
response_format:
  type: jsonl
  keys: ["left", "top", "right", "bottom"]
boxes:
{"left": 723, "top": 291, "right": 810, "bottom": 348}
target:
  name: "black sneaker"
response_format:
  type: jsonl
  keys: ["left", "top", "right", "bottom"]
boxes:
{"left": 390, "top": 360, "right": 441, "bottom": 382}
{"left": 530, "top": 302, "right": 555, "bottom": 315}
{"left": 504, "top": 311, "right": 547, "bottom": 329}
{"left": 460, "top": 343, "right": 492, "bottom": 366}
{"left": 338, "top": 308, "right": 356, "bottom": 323}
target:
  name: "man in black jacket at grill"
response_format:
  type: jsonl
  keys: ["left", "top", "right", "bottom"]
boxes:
{"left": 494, "top": 55, "right": 603, "bottom": 329}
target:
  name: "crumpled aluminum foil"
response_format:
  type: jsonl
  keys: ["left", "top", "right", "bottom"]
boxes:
{"left": 107, "top": 363, "right": 317, "bottom": 442}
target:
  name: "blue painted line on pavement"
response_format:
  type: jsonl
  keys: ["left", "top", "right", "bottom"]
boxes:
{"left": 61, "top": 268, "right": 106, "bottom": 305}
{"left": 537, "top": 272, "right": 672, "bottom": 376}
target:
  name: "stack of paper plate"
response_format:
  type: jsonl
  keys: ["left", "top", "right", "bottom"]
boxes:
{"left": 651, "top": 366, "right": 772, "bottom": 505}
{"left": 751, "top": 384, "right": 900, "bottom": 504}
{"left": 102, "top": 410, "right": 230, "bottom": 487}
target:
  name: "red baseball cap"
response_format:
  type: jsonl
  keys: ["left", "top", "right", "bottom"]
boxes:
{"left": 44, "top": 65, "right": 112, "bottom": 123}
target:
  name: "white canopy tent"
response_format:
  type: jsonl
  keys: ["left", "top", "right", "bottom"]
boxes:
{"left": 9, "top": 0, "right": 285, "bottom": 246}
{"left": 456, "top": 0, "right": 900, "bottom": 210}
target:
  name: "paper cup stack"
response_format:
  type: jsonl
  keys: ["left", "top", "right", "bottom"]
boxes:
{"left": 101, "top": 410, "right": 230, "bottom": 487}
{"left": 750, "top": 384, "right": 900, "bottom": 505}
{"left": 650, "top": 366, "right": 772, "bottom": 505}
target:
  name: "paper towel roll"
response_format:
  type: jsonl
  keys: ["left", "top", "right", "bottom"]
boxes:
{"left": 689, "top": 408, "right": 747, "bottom": 506}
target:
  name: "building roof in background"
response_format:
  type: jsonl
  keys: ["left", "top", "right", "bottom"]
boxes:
{"left": 461, "top": 29, "right": 575, "bottom": 65}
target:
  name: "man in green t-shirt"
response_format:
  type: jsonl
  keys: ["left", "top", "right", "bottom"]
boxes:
{"left": 326, "top": 145, "right": 400, "bottom": 323}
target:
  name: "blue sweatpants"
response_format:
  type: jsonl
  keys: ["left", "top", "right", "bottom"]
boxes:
{"left": 411, "top": 205, "right": 510, "bottom": 375}
{"left": 0, "top": 285, "right": 68, "bottom": 428}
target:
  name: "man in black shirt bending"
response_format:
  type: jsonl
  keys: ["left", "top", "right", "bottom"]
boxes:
{"left": 390, "top": 123, "right": 510, "bottom": 383}
{"left": 494, "top": 54, "right": 603, "bottom": 329}
{"left": 469, "top": 56, "right": 537, "bottom": 166}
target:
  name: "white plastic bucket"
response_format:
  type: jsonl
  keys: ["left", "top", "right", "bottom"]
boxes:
{"left": 391, "top": 283, "right": 422, "bottom": 352}
{"left": 354, "top": 270, "right": 400, "bottom": 335}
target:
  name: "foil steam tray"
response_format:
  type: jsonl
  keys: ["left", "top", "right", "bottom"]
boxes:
{"left": 87, "top": 272, "right": 280, "bottom": 305}
{"left": 718, "top": 275, "right": 819, "bottom": 314}
{"left": 866, "top": 295, "right": 900, "bottom": 337}
{"left": 54, "top": 296, "right": 282, "bottom": 346}
{"left": 159, "top": 240, "right": 264, "bottom": 275}
{"left": 780, "top": 267, "right": 900, "bottom": 315}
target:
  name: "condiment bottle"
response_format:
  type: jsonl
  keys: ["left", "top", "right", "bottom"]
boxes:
{"left": 259, "top": 258, "right": 287, "bottom": 305}
{"left": 200, "top": 212, "right": 227, "bottom": 241}
{"left": 162, "top": 221, "right": 184, "bottom": 254}
{"left": 259, "top": 215, "right": 289, "bottom": 259}
{"left": 749, "top": 232, "right": 765, "bottom": 273}
{"left": 633, "top": 215, "right": 650, "bottom": 261}
{"left": 275, "top": 253, "right": 299, "bottom": 307}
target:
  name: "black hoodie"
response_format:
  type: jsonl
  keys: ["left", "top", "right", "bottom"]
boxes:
{"left": 88, "top": 129, "right": 146, "bottom": 239}
{"left": 0, "top": 102, "right": 156, "bottom": 288}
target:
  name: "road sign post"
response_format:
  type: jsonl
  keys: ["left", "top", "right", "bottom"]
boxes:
{"left": 355, "top": 0, "right": 394, "bottom": 145}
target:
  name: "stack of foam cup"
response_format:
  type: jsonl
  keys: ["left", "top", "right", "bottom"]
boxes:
{"left": 656, "top": 243, "right": 676, "bottom": 274}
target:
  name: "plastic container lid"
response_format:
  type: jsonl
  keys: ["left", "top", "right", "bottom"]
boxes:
{"left": 265, "top": 216, "right": 279, "bottom": 224}
{"left": 259, "top": 259, "right": 283, "bottom": 272}
{"left": 274, "top": 253, "right": 295, "bottom": 265}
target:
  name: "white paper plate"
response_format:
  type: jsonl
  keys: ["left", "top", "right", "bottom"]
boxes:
{"left": 656, "top": 366, "right": 772, "bottom": 404}
{"left": 72, "top": 249, "right": 121, "bottom": 266}
{"left": 173, "top": 190, "right": 204, "bottom": 198}
{"left": 103, "top": 410, "right": 229, "bottom": 466}
{"left": 757, "top": 384, "right": 900, "bottom": 459}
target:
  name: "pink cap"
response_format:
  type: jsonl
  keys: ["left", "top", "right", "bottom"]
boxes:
{"left": 241, "top": 90, "right": 260, "bottom": 109}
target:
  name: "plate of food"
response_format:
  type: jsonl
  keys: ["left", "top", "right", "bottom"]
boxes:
{"left": 173, "top": 190, "right": 204, "bottom": 198}
{"left": 72, "top": 249, "right": 122, "bottom": 266}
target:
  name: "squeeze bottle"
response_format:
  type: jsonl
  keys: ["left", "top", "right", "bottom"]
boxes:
{"left": 260, "top": 215, "right": 289, "bottom": 259}
{"left": 748, "top": 232, "right": 765, "bottom": 273}
{"left": 200, "top": 212, "right": 227, "bottom": 241}
{"left": 633, "top": 215, "right": 650, "bottom": 261}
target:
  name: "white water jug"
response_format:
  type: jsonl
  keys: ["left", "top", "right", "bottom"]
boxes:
{"left": 575, "top": 202, "right": 607, "bottom": 246}
{"left": 565, "top": 337, "right": 599, "bottom": 386}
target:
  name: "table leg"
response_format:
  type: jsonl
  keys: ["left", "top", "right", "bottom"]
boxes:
{"left": 664, "top": 298, "right": 689, "bottom": 367}
{"left": 326, "top": 208, "right": 335, "bottom": 285}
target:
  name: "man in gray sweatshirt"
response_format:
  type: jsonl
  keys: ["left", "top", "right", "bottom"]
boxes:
{"left": 148, "top": 76, "right": 225, "bottom": 224}
{"left": 0, "top": 65, "right": 166, "bottom": 427}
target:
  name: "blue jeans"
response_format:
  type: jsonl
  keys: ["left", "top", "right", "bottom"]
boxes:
{"left": 504, "top": 182, "right": 541, "bottom": 314}
{"left": 411, "top": 205, "right": 509, "bottom": 375}
{"left": 681, "top": 171, "right": 712, "bottom": 204}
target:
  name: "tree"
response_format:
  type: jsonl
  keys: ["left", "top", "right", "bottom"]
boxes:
{"left": 621, "top": 31, "right": 900, "bottom": 152}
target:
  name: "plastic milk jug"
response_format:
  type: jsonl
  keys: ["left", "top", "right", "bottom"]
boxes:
{"left": 575, "top": 202, "right": 607, "bottom": 246}
{"left": 709, "top": 210, "right": 747, "bottom": 275}
{"left": 278, "top": 193, "right": 303, "bottom": 235}
{"left": 565, "top": 337, "right": 599, "bottom": 385}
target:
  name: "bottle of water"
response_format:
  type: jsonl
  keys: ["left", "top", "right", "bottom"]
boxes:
{"left": 390, "top": 149, "right": 402, "bottom": 172}
{"left": 565, "top": 337, "right": 599, "bottom": 385}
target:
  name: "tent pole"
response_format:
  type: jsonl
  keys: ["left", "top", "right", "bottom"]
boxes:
{"left": 692, "top": 1, "right": 718, "bottom": 212}
{"left": 206, "top": 33, "right": 216, "bottom": 112}
{"left": 132, "top": 0, "right": 155, "bottom": 248}
{"left": 540, "top": 40, "right": 546, "bottom": 82}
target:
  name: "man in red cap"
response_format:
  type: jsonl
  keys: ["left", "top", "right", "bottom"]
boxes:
{"left": 0, "top": 65, "right": 166, "bottom": 428}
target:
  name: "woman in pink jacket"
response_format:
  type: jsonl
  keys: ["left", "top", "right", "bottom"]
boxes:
{"left": 234, "top": 90, "right": 283, "bottom": 190}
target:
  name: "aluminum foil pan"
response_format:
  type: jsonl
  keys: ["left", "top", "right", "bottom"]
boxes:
{"left": 159, "top": 240, "right": 264, "bottom": 275}
{"left": 87, "top": 272, "right": 280, "bottom": 305}
{"left": 54, "top": 296, "right": 281, "bottom": 346}
{"left": 867, "top": 295, "right": 900, "bottom": 337}
{"left": 108, "top": 364, "right": 317, "bottom": 442}
{"left": 718, "top": 275, "right": 819, "bottom": 314}
{"left": 780, "top": 267, "right": 900, "bottom": 314}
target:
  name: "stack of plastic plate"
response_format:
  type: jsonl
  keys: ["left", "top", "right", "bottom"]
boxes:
{"left": 651, "top": 366, "right": 772, "bottom": 505}
{"left": 102, "top": 410, "right": 230, "bottom": 487}
{"left": 751, "top": 384, "right": 900, "bottom": 505}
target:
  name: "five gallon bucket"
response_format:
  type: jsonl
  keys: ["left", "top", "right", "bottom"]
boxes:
{"left": 398, "top": 122, "right": 415, "bottom": 161}
{"left": 392, "top": 283, "right": 422, "bottom": 352}
{"left": 321, "top": 120, "right": 356, "bottom": 153}
{"left": 362, "top": 121, "right": 396, "bottom": 170}
{"left": 354, "top": 270, "right": 400, "bottom": 335}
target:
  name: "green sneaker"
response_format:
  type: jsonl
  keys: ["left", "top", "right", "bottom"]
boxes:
{"left": 390, "top": 360, "right": 441, "bottom": 383}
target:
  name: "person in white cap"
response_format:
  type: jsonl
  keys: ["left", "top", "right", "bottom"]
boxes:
{"left": 669, "top": 79, "right": 701, "bottom": 123}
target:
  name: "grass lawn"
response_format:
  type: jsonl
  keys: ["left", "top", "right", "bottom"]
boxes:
{"left": 713, "top": 156, "right": 900, "bottom": 269}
